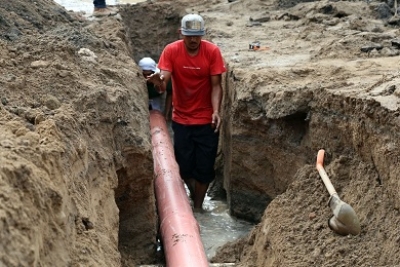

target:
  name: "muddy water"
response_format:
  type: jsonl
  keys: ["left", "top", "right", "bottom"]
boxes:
{"left": 197, "top": 195, "right": 254, "bottom": 259}
{"left": 172, "top": 185, "right": 253, "bottom": 259}
{"left": 55, "top": 1, "right": 254, "bottom": 261}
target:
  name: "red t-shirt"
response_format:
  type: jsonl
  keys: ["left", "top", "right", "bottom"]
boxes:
{"left": 158, "top": 40, "right": 226, "bottom": 125}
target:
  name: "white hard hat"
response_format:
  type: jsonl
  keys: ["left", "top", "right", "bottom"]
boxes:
{"left": 138, "top": 57, "right": 157, "bottom": 72}
{"left": 181, "top": 14, "right": 205, "bottom": 36}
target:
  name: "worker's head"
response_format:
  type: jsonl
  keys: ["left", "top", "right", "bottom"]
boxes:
{"left": 181, "top": 14, "right": 205, "bottom": 36}
{"left": 138, "top": 57, "right": 157, "bottom": 78}
{"left": 180, "top": 14, "right": 205, "bottom": 52}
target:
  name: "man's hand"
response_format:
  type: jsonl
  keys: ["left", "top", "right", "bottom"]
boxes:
{"left": 211, "top": 111, "right": 221, "bottom": 133}
{"left": 147, "top": 73, "right": 165, "bottom": 92}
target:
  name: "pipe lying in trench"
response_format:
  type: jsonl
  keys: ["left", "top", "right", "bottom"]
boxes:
{"left": 316, "top": 149, "right": 361, "bottom": 236}
{"left": 150, "top": 110, "right": 209, "bottom": 267}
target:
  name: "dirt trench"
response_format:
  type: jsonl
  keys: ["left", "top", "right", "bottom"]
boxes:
{"left": 1, "top": 0, "right": 400, "bottom": 266}
{"left": 121, "top": 1, "right": 400, "bottom": 266}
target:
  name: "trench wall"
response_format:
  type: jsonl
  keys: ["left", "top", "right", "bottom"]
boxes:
{"left": 222, "top": 68, "right": 400, "bottom": 222}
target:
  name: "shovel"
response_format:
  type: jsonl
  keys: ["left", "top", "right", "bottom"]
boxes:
{"left": 316, "top": 149, "right": 361, "bottom": 236}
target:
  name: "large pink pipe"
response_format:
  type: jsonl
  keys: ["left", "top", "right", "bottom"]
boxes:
{"left": 150, "top": 110, "right": 209, "bottom": 267}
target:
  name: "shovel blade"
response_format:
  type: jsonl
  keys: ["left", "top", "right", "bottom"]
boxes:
{"left": 329, "top": 195, "right": 361, "bottom": 235}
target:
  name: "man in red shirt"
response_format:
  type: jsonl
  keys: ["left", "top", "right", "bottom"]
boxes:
{"left": 148, "top": 13, "right": 226, "bottom": 211}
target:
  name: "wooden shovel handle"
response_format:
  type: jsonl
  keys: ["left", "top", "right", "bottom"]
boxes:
{"left": 316, "top": 149, "right": 338, "bottom": 196}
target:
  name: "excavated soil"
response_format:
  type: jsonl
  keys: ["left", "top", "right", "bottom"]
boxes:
{"left": 1, "top": 0, "right": 400, "bottom": 267}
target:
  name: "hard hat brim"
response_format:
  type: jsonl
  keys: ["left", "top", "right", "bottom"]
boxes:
{"left": 181, "top": 28, "right": 206, "bottom": 36}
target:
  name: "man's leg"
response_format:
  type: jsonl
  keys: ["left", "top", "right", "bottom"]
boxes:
{"left": 193, "top": 181, "right": 209, "bottom": 210}
{"left": 184, "top": 178, "right": 196, "bottom": 200}
{"left": 172, "top": 122, "right": 196, "bottom": 200}
{"left": 192, "top": 124, "right": 219, "bottom": 211}
{"left": 93, "top": 0, "right": 106, "bottom": 8}
{"left": 93, "top": 0, "right": 117, "bottom": 16}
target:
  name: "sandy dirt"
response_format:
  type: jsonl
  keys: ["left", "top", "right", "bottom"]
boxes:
{"left": 201, "top": 0, "right": 400, "bottom": 266}
{"left": 1, "top": 1, "right": 157, "bottom": 266}
{"left": 1, "top": 0, "right": 400, "bottom": 266}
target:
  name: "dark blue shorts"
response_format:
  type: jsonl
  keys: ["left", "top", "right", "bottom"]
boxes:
{"left": 172, "top": 121, "right": 219, "bottom": 184}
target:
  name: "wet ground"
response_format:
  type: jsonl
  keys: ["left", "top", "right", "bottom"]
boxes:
{"left": 198, "top": 196, "right": 253, "bottom": 259}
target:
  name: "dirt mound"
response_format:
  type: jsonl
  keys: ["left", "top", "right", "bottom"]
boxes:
{"left": 0, "top": 1, "right": 76, "bottom": 40}
{"left": 202, "top": 0, "right": 400, "bottom": 266}
{"left": 1, "top": 1, "right": 157, "bottom": 266}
